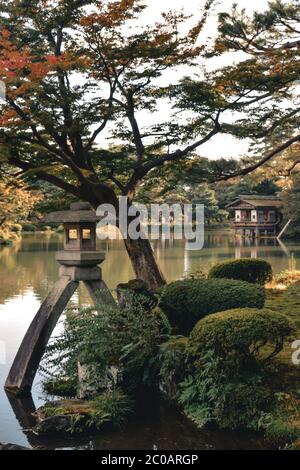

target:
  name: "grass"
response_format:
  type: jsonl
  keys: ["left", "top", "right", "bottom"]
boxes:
{"left": 266, "top": 286, "right": 300, "bottom": 358}
{"left": 262, "top": 286, "right": 300, "bottom": 448}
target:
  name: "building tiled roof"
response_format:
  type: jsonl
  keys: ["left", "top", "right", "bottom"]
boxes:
{"left": 226, "top": 195, "right": 282, "bottom": 209}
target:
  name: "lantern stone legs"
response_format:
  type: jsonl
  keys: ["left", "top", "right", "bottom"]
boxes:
{"left": 5, "top": 259, "right": 114, "bottom": 396}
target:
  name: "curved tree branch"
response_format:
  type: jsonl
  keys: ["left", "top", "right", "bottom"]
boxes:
{"left": 216, "top": 134, "right": 300, "bottom": 181}
{"left": 8, "top": 156, "right": 84, "bottom": 199}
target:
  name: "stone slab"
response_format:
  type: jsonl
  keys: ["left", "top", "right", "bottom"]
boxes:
{"left": 56, "top": 250, "right": 105, "bottom": 267}
{"left": 59, "top": 265, "right": 102, "bottom": 281}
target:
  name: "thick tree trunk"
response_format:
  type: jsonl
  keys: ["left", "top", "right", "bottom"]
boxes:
{"left": 123, "top": 236, "right": 166, "bottom": 291}
{"left": 87, "top": 186, "right": 166, "bottom": 291}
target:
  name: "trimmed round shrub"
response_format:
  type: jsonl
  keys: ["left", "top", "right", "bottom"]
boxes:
{"left": 188, "top": 308, "right": 294, "bottom": 362}
{"left": 178, "top": 308, "right": 295, "bottom": 430}
{"left": 159, "top": 278, "right": 265, "bottom": 334}
{"left": 208, "top": 258, "right": 273, "bottom": 285}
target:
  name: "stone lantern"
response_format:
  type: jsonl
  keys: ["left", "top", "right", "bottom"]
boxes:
{"left": 57, "top": 202, "right": 97, "bottom": 252}
{"left": 48, "top": 201, "right": 105, "bottom": 269}
{"left": 5, "top": 202, "right": 114, "bottom": 396}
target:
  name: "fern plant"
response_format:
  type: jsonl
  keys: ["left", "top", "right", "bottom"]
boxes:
{"left": 41, "top": 291, "right": 177, "bottom": 396}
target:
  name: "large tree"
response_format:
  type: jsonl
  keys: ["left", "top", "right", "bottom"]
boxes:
{"left": 0, "top": 0, "right": 299, "bottom": 288}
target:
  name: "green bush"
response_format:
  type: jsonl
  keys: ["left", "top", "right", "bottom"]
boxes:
{"left": 159, "top": 278, "right": 266, "bottom": 335}
{"left": 179, "top": 362, "right": 273, "bottom": 430}
{"left": 208, "top": 258, "right": 273, "bottom": 285}
{"left": 42, "top": 295, "right": 164, "bottom": 396}
{"left": 178, "top": 308, "right": 294, "bottom": 430}
{"left": 21, "top": 223, "right": 36, "bottom": 232}
{"left": 188, "top": 308, "right": 294, "bottom": 363}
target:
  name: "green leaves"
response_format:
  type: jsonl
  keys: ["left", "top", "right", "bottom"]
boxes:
{"left": 0, "top": 0, "right": 299, "bottom": 208}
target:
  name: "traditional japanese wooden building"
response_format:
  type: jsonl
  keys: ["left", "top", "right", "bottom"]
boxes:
{"left": 226, "top": 195, "right": 283, "bottom": 238}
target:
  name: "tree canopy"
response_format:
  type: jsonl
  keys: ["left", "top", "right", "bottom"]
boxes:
{"left": 0, "top": 0, "right": 299, "bottom": 287}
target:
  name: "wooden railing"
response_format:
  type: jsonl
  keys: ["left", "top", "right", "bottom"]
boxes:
{"left": 234, "top": 221, "right": 278, "bottom": 226}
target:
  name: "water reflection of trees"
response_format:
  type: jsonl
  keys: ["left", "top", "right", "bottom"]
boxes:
{"left": 0, "top": 232, "right": 299, "bottom": 307}
{"left": 0, "top": 242, "right": 60, "bottom": 304}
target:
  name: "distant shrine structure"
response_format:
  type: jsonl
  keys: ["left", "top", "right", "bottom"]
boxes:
{"left": 227, "top": 195, "right": 283, "bottom": 238}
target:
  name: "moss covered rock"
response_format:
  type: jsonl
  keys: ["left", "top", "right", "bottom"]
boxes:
{"left": 117, "top": 279, "right": 157, "bottom": 310}
{"left": 43, "top": 378, "right": 77, "bottom": 398}
{"left": 34, "top": 390, "right": 132, "bottom": 435}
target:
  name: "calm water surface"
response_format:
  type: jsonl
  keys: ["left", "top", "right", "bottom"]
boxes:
{"left": 0, "top": 231, "right": 299, "bottom": 450}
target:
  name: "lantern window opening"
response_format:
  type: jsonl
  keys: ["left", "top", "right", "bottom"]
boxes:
{"left": 68, "top": 229, "right": 78, "bottom": 240}
{"left": 82, "top": 228, "right": 92, "bottom": 240}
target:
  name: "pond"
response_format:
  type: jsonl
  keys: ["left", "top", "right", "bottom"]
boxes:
{"left": 0, "top": 230, "right": 299, "bottom": 450}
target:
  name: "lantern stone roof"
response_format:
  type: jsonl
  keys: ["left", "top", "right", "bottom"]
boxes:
{"left": 226, "top": 195, "right": 282, "bottom": 210}
{"left": 43, "top": 202, "right": 100, "bottom": 224}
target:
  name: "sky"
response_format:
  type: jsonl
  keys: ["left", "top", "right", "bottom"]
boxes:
{"left": 144, "top": 0, "right": 270, "bottom": 24}
{"left": 198, "top": 0, "right": 269, "bottom": 158}
{"left": 146, "top": 0, "right": 269, "bottom": 12}
{"left": 101, "top": 0, "right": 272, "bottom": 160}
